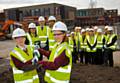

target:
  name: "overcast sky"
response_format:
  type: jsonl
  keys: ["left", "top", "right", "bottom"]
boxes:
{"left": 0, "top": 0, "right": 120, "bottom": 14}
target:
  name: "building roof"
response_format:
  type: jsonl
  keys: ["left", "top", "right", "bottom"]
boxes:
{"left": 4, "top": 3, "right": 76, "bottom": 10}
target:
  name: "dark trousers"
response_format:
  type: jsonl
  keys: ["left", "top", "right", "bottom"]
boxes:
{"left": 72, "top": 51, "right": 78, "bottom": 63}
{"left": 103, "top": 48, "right": 114, "bottom": 67}
{"left": 79, "top": 50, "right": 86, "bottom": 63}
{"left": 96, "top": 49, "right": 104, "bottom": 65}
{"left": 85, "top": 52, "right": 96, "bottom": 64}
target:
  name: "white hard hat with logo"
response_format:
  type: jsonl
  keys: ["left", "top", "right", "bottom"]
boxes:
{"left": 52, "top": 21, "right": 67, "bottom": 32}
{"left": 108, "top": 26, "right": 113, "bottom": 31}
{"left": 97, "top": 28, "right": 102, "bottom": 33}
{"left": 38, "top": 16, "right": 45, "bottom": 21}
{"left": 48, "top": 16, "right": 56, "bottom": 21}
{"left": 28, "top": 23, "right": 36, "bottom": 29}
{"left": 12, "top": 28, "right": 26, "bottom": 38}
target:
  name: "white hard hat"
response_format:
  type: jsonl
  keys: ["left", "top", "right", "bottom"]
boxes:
{"left": 94, "top": 26, "right": 98, "bottom": 30}
{"left": 12, "top": 28, "right": 26, "bottom": 38}
{"left": 75, "top": 27, "right": 78, "bottom": 30}
{"left": 108, "top": 26, "right": 113, "bottom": 31}
{"left": 52, "top": 21, "right": 67, "bottom": 32}
{"left": 38, "top": 16, "right": 45, "bottom": 21}
{"left": 86, "top": 28, "right": 90, "bottom": 31}
{"left": 71, "top": 32, "right": 74, "bottom": 34}
{"left": 105, "top": 26, "right": 109, "bottom": 29}
{"left": 89, "top": 28, "right": 94, "bottom": 31}
{"left": 77, "top": 27, "right": 81, "bottom": 30}
{"left": 48, "top": 16, "right": 56, "bottom": 21}
{"left": 28, "top": 23, "right": 36, "bottom": 29}
{"left": 97, "top": 28, "right": 102, "bottom": 33}
{"left": 81, "top": 29, "right": 86, "bottom": 33}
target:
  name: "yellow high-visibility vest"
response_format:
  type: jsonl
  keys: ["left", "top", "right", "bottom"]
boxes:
{"left": 10, "top": 45, "right": 39, "bottom": 83}
{"left": 44, "top": 42, "right": 72, "bottom": 83}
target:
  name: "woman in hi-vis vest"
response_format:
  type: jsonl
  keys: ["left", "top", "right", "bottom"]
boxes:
{"left": 38, "top": 21, "right": 72, "bottom": 83}
{"left": 9, "top": 28, "right": 40, "bottom": 83}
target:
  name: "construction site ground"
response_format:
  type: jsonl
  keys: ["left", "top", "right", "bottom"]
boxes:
{"left": 0, "top": 40, "right": 120, "bottom": 83}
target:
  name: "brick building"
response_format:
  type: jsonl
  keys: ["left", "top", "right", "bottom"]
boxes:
{"left": 1, "top": 3, "right": 120, "bottom": 30}
{"left": 76, "top": 8, "right": 119, "bottom": 27}
{"left": 4, "top": 3, "right": 76, "bottom": 28}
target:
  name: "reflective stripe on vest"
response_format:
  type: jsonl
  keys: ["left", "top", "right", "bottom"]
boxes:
{"left": 86, "top": 48, "right": 96, "bottom": 52}
{"left": 49, "top": 39, "right": 55, "bottom": 49}
{"left": 86, "top": 35, "right": 97, "bottom": 52}
{"left": 45, "top": 72, "right": 69, "bottom": 83}
{"left": 15, "top": 75, "right": 39, "bottom": 83}
{"left": 45, "top": 42, "right": 72, "bottom": 83}
{"left": 26, "top": 33, "right": 32, "bottom": 46}
{"left": 39, "top": 36, "right": 48, "bottom": 38}
{"left": 97, "top": 35, "right": 104, "bottom": 48}
{"left": 68, "top": 37, "right": 74, "bottom": 51}
{"left": 13, "top": 67, "right": 24, "bottom": 74}
{"left": 10, "top": 46, "right": 39, "bottom": 83}
{"left": 37, "top": 26, "right": 49, "bottom": 45}
{"left": 12, "top": 50, "right": 26, "bottom": 63}
{"left": 56, "top": 65, "right": 71, "bottom": 73}
{"left": 49, "top": 39, "right": 55, "bottom": 42}
{"left": 107, "top": 34, "right": 117, "bottom": 49}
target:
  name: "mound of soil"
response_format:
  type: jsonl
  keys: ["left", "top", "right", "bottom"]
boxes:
{"left": 71, "top": 63, "right": 120, "bottom": 83}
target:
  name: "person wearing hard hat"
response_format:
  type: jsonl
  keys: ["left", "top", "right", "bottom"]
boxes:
{"left": 93, "top": 26, "right": 98, "bottom": 35}
{"left": 79, "top": 29, "right": 87, "bottom": 64}
{"left": 37, "top": 21, "right": 72, "bottom": 83}
{"left": 74, "top": 26, "right": 82, "bottom": 60}
{"left": 26, "top": 23, "right": 40, "bottom": 47}
{"left": 85, "top": 28, "right": 97, "bottom": 64}
{"left": 25, "top": 23, "right": 42, "bottom": 60}
{"left": 48, "top": 16, "right": 56, "bottom": 29}
{"left": 68, "top": 31, "right": 78, "bottom": 63}
{"left": 9, "top": 28, "right": 40, "bottom": 83}
{"left": 104, "top": 25, "right": 109, "bottom": 35}
{"left": 96, "top": 28, "right": 105, "bottom": 65}
{"left": 36, "top": 16, "right": 51, "bottom": 51}
{"left": 48, "top": 16, "right": 56, "bottom": 50}
{"left": 85, "top": 27, "right": 90, "bottom": 35}
{"left": 103, "top": 26, "right": 117, "bottom": 67}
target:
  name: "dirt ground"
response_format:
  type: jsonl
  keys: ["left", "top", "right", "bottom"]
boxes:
{"left": 0, "top": 40, "right": 120, "bottom": 83}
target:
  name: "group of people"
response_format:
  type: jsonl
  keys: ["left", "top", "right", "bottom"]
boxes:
{"left": 69, "top": 25, "right": 117, "bottom": 67}
{"left": 9, "top": 15, "right": 117, "bottom": 83}
{"left": 10, "top": 16, "right": 72, "bottom": 83}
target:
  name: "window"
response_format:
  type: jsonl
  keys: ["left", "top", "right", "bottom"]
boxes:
{"left": 35, "top": 9, "right": 39, "bottom": 16}
{"left": 31, "top": 9, "right": 35, "bottom": 16}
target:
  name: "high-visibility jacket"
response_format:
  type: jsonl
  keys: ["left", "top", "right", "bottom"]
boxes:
{"left": 106, "top": 34, "right": 117, "bottom": 50}
{"left": 86, "top": 35, "right": 97, "bottom": 52}
{"left": 78, "top": 35, "right": 87, "bottom": 51}
{"left": 68, "top": 36, "right": 74, "bottom": 52}
{"left": 26, "top": 33, "right": 40, "bottom": 47}
{"left": 10, "top": 45, "right": 39, "bottom": 83}
{"left": 75, "top": 32, "right": 81, "bottom": 52}
{"left": 26, "top": 33, "right": 41, "bottom": 59}
{"left": 36, "top": 26, "right": 51, "bottom": 48}
{"left": 48, "top": 28, "right": 55, "bottom": 51}
{"left": 96, "top": 34, "right": 104, "bottom": 49}
{"left": 44, "top": 42, "right": 72, "bottom": 83}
